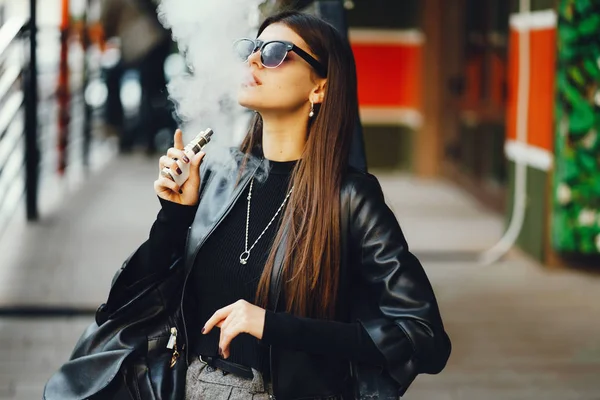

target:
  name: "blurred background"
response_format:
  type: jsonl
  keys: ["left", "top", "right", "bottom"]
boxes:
{"left": 1, "top": 0, "right": 600, "bottom": 399}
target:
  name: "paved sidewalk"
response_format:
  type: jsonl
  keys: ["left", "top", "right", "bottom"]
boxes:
{"left": 0, "top": 156, "right": 599, "bottom": 399}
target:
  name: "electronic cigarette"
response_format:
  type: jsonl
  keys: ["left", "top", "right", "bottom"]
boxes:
{"left": 161, "top": 128, "right": 213, "bottom": 187}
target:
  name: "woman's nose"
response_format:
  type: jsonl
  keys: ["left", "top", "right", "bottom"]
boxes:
{"left": 247, "top": 49, "right": 262, "bottom": 68}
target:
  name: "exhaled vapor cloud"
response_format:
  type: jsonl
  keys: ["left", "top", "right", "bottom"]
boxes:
{"left": 156, "top": 0, "right": 268, "bottom": 178}
{"left": 157, "top": 0, "right": 264, "bottom": 145}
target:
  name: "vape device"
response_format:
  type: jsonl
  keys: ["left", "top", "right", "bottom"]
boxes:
{"left": 161, "top": 128, "right": 213, "bottom": 187}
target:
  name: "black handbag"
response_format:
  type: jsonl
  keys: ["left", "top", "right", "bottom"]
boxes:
{"left": 43, "top": 255, "right": 188, "bottom": 400}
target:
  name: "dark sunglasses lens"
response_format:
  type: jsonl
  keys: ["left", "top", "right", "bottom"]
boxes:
{"left": 234, "top": 39, "right": 255, "bottom": 61}
{"left": 261, "top": 42, "right": 288, "bottom": 68}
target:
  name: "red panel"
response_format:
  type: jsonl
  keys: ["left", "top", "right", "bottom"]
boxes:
{"left": 506, "top": 27, "right": 556, "bottom": 152}
{"left": 351, "top": 43, "right": 422, "bottom": 109}
{"left": 462, "top": 55, "right": 484, "bottom": 109}
{"left": 490, "top": 53, "right": 506, "bottom": 109}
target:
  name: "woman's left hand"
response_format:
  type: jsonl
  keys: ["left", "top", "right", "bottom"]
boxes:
{"left": 202, "top": 300, "right": 266, "bottom": 359}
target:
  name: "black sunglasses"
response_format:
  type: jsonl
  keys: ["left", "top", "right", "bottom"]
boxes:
{"left": 233, "top": 38, "right": 327, "bottom": 77}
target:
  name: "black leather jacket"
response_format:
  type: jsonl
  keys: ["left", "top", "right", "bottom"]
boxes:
{"left": 172, "top": 157, "right": 451, "bottom": 399}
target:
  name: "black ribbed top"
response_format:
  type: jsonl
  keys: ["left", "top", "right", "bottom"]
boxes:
{"left": 186, "top": 158, "right": 297, "bottom": 373}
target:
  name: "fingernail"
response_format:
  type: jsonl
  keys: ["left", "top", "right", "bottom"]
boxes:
{"left": 176, "top": 167, "right": 182, "bottom": 175}
{"left": 182, "top": 155, "right": 190, "bottom": 163}
{"left": 201, "top": 327, "right": 205, "bottom": 334}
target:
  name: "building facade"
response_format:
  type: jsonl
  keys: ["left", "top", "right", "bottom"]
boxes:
{"left": 275, "top": 0, "right": 599, "bottom": 266}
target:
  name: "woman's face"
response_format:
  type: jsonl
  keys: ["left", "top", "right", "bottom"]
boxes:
{"left": 237, "top": 23, "right": 324, "bottom": 115}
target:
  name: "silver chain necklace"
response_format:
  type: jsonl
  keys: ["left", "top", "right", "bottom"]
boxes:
{"left": 240, "top": 177, "right": 294, "bottom": 265}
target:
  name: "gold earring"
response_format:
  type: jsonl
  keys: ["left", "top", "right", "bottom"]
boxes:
{"left": 309, "top": 102, "right": 315, "bottom": 118}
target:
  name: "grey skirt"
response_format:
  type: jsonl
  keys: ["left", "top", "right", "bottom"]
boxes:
{"left": 185, "top": 357, "right": 274, "bottom": 400}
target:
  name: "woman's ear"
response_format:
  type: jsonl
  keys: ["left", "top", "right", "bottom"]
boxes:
{"left": 311, "top": 79, "right": 327, "bottom": 104}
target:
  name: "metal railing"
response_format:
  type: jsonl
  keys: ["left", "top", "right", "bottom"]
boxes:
{"left": 0, "top": 0, "right": 111, "bottom": 317}
{"left": 0, "top": 11, "right": 38, "bottom": 235}
{"left": 0, "top": 0, "right": 100, "bottom": 238}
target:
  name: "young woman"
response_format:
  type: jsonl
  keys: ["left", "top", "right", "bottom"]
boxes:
{"left": 138, "top": 10, "right": 450, "bottom": 400}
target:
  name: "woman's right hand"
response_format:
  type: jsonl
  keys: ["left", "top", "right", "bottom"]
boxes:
{"left": 154, "top": 129, "right": 206, "bottom": 205}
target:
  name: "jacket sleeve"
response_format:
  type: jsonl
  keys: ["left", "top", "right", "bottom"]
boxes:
{"left": 348, "top": 174, "right": 451, "bottom": 388}
{"left": 261, "top": 310, "right": 386, "bottom": 365}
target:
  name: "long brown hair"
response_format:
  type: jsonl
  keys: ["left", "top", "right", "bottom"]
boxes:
{"left": 240, "top": 11, "right": 359, "bottom": 319}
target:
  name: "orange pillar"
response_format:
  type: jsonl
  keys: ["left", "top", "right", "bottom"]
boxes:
{"left": 416, "top": 0, "right": 444, "bottom": 177}
{"left": 57, "top": 0, "right": 70, "bottom": 174}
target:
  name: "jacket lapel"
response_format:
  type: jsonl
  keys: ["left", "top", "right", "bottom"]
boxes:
{"left": 184, "top": 162, "right": 260, "bottom": 273}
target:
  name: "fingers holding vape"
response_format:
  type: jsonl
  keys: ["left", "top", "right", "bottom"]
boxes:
{"left": 155, "top": 149, "right": 205, "bottom": 205}
{"left": 154, "top": 129, "right": 211, "bottom": 205}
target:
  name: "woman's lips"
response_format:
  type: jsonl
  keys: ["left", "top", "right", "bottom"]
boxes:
{"left": 250, "top": 73, "right": 261, "bottom": 85}
{"left": 241, "top": 70, "right": 261, "bottom": 87}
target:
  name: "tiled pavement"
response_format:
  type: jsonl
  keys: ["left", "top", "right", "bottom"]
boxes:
{"left": 1, "top": 157, "right": 600, "bottom": 400}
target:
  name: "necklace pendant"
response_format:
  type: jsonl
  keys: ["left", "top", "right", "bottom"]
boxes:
{"left": 240, "top": 251, "right": 250, "bottom": 265}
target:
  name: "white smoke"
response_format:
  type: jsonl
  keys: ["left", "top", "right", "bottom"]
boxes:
{"left": 156, "top": 0, "right": 267, "bottom": 176}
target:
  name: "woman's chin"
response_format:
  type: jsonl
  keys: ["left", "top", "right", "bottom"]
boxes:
{"left": 237, "top": 91, "right": 261, "bottom": 111}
